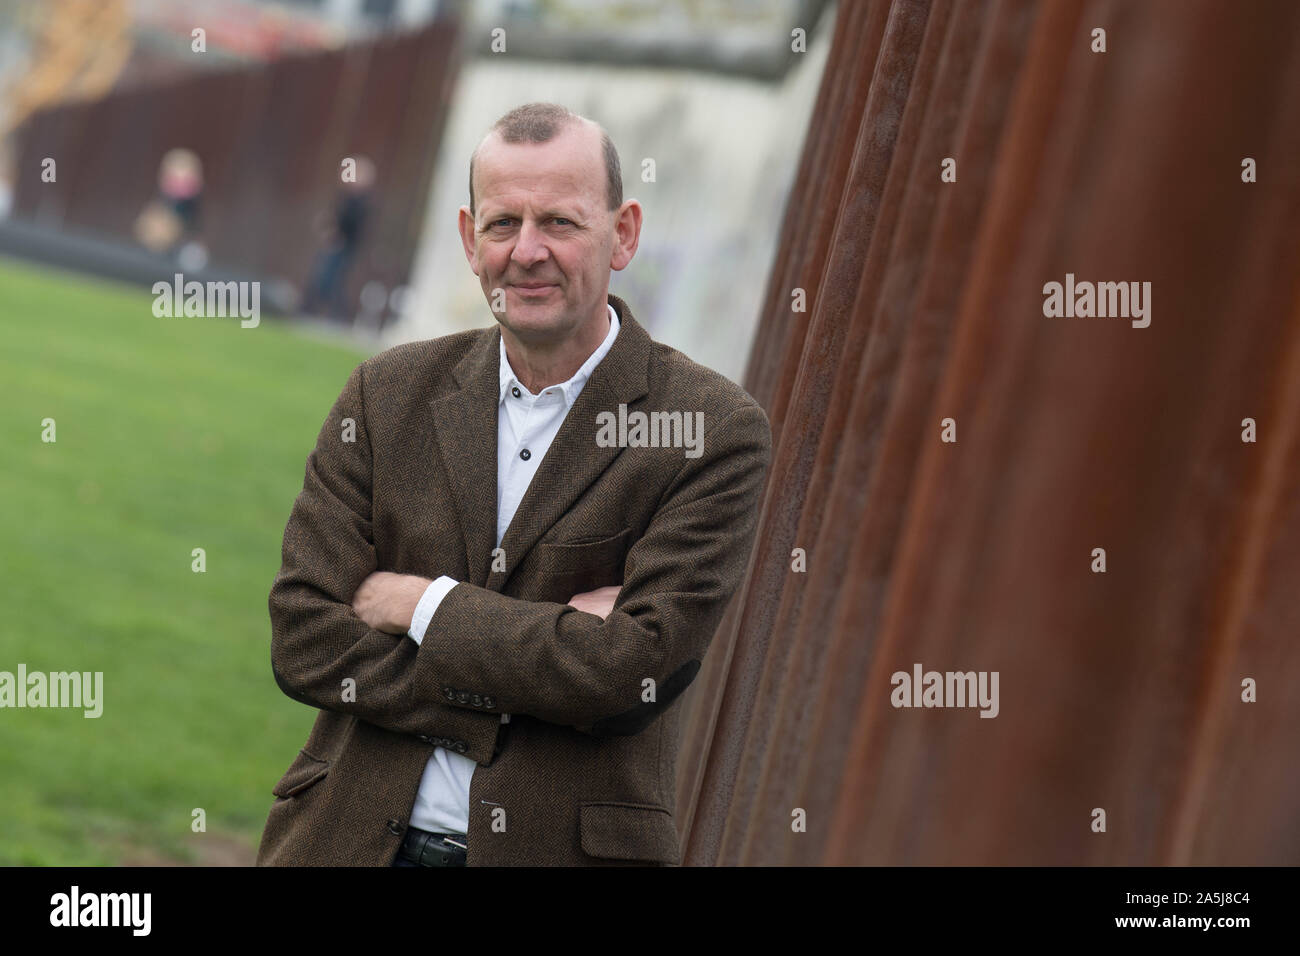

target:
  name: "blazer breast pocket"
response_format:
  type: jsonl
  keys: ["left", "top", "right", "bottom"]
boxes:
{"left": 535, "top": 527, "right": 631, "bottom": 573}
{"left": 529, "top": 528, "right": 631, "bottom": 600}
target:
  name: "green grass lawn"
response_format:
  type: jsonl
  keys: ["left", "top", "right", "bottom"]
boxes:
{"left": 0, "top": 257, "right": 368, "bottom": 864}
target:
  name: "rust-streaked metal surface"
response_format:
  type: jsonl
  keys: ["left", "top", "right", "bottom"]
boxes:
{"left": 681, "top": 0, "right": 1300, "bottom": 865}
{"left": 11, "top": 18, "right": 461, "bottom": 309}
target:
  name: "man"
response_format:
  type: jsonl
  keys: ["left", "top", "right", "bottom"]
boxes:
{"left": 257, "top": 103, "right": 772, "bottom": 867}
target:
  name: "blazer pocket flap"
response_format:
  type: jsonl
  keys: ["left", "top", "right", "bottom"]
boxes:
{"left": 579, "top": 801, "right": 679, "bottom": 864}
{"left": 271, "top": 749, "right": 330, "bottom": 798}
{"left": 537, "top": 528, "right": 632, "bottom": 572}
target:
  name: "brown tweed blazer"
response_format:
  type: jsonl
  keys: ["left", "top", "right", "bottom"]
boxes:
{"left": 256, "top": 293, "right": 771, "bottom": 866}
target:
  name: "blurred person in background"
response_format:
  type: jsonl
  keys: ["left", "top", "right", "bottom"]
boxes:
{"left": 134, "top": 147, "right": 207, "bottom": 270}
{"left": 302, "top": 154, "right": 375, "bottom": 319}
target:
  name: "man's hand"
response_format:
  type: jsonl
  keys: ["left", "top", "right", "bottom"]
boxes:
{"left": 567, "top": 585, "right": 621, "bottom": 620}
{"left": 352, "top": 571, "right": 433, "bottom": 634}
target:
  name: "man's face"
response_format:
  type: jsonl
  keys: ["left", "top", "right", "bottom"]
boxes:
{"left": 459, "top": 122, "right": 616, "bottom": 345}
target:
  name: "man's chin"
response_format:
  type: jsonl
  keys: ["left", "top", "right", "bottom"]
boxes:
{"left": 498, "top": 309, "right": 562, "bottom": 342}
{"left": 500, "top": 296, "right": 568, "bottom": 328}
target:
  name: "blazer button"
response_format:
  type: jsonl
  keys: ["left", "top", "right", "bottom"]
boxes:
{"left": 443, "top": 686, "right": 456, "bottom": 701}
{"left": 483, "top": 696, "right": 495, "bottom": 708}
{"left": 456, "top": 691, "right": 469, "bottom": 704}
{"left": 471, "top": 694, "right": 482, "bottom": 707}
{"left": 453, "top": 741, "right": 467, "bottom": 753}
{"left": 418, "top": 734, "right": 431, "bottom": 743}
{"left": 387, "top": 819, "right": 403, "bottom": 835}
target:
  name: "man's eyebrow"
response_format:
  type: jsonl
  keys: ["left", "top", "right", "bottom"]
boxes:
{"left": 478, "top": 207, "right": 585, "bottom": 226}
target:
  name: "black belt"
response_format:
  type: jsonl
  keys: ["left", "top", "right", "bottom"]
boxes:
{"left": 398, "top": 827, "right": 467, "bottom": 867}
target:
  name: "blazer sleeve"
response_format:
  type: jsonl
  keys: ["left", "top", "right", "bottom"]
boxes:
{"left": 268, "top": 363, "right": 503, "bottom": 763}
{"left": 418, "top": 401, "right": 773, "bottom": 736}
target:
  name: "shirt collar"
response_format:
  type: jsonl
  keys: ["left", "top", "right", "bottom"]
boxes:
{"left": 498, "top": 302, "right": 620, "bottom": 409}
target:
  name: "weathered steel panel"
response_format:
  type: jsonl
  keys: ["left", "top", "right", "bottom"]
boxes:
{"left": 682, "top": 0, "right": 1300, "bottom": 866}
{"left": 12, "top": 19, "right": 461, "bottom": 313}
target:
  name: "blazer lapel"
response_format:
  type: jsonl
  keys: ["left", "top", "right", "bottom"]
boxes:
{"left": 488, "top": 293, "right": 651, "bottom": 592}
{"left": 429, "top": 326, "right": 500, "bottom": 587}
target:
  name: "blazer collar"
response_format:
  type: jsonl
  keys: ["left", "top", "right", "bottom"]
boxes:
{"left": 430, "top": 293, "right": 651, "bottom": 591}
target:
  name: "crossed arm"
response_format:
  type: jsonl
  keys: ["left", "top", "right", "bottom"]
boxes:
{"left": 350, "top": 574, "right": 621, "bottom": 634}
{"left": 269, "top": 363, "right": 772, "bottom": 741}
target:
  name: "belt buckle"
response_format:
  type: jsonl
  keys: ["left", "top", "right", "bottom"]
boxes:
{"left": 415, "top": 831, "right": 466, "bottom": 866}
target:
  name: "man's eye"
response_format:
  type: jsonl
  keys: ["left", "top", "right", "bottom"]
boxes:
{"left": 553, "top": 218, "right": 572, "bottom": 226}
{"left": 490, "top": 219, "right": 512, "bottom": 227}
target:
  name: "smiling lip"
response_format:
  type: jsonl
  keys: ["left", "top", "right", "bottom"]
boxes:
{"left": 513, "top": 283, "right": 556, "bottom": 290}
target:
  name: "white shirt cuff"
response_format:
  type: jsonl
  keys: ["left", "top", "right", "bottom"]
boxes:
{"left": 407, "top": 575, "right": 460, "bottom": 645}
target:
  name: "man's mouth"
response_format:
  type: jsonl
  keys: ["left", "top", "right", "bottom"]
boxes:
{"left": 513, "top": 282, "right": 557, "bottom": 296}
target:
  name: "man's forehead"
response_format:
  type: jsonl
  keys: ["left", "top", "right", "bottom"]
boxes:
{"left": 474, "top": 123, "right": 603, "bottom": 209}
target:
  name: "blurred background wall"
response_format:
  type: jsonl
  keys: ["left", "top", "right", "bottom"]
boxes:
{"left": 9, "top": 18, "right": 460, "bottom": 311}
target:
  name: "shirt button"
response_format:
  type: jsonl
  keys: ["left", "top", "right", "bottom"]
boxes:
{"left": 511, "top": 386, "right": 521, "bottom": 398}
{"left": 520, "top": 448, "right": 531, "bottom": 460}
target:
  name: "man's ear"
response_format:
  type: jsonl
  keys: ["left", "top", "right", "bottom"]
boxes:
{"left": 610, "top": 199, "right": 642, "bottom": 272}
{"left": 458, "top": 206, "right": 480, "bottom": 275}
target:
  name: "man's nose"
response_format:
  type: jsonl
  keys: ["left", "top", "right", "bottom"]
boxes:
{"left": 510, "top": 219, "right": 549, "bottom": 268}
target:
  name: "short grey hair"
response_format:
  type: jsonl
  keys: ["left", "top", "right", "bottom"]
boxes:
{"left": 468, "top": 102, "right": 623, "bottom": 215}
